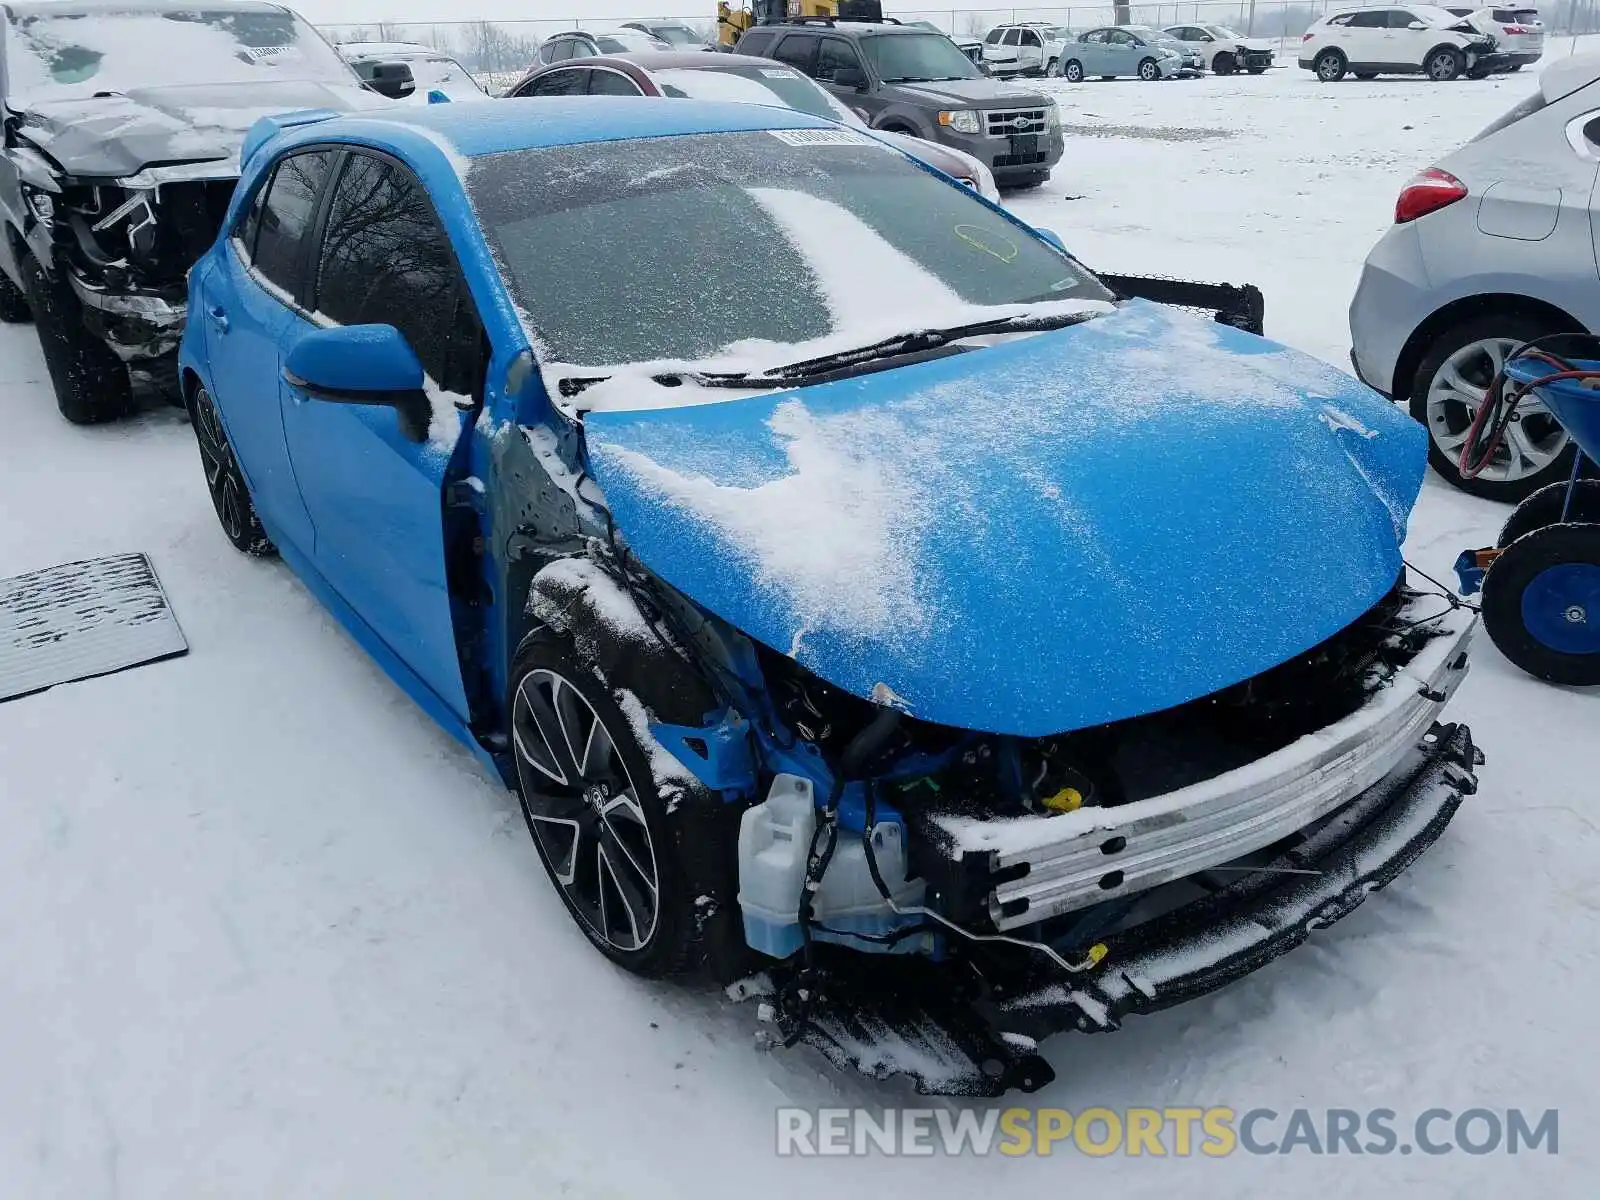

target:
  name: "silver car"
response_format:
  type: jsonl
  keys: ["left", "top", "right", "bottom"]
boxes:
{"left": 1349, "top": 53, "right": 1600, "bottom": 500}
{"left": 1058, "top": 26, "right": 1188, "bottom": 81}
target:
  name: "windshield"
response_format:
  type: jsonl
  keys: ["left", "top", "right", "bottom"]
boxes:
{"left": 371, "top": 52, "right": 485, "bottom": 94}
{"left": 5, "top": 7, "right": 355, "bottom": 100}
{"left": 596, "top": 31, "right": 662, "bottom": 53}
{"left": 654, "top": 66, "right": 863, "bottom": 126}
{"left": 1207, "top": 25, "right": 1243, "bottom": 37}
{"left": 860, "top": 32, "right": 982, "bottom": 82}
{"left": 467, "top": 131, "right": 1108, "bottom": 376}
{"left": 648, "top": 24, "right": 704, "bottom": 45}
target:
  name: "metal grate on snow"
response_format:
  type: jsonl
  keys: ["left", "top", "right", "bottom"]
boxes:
{"left": 0, "top": 552, "right": 188, "bottom": 702}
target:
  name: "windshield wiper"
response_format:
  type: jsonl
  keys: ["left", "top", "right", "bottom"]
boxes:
{"left": 555, "top": 310, "right": 1105, "bottom": 401}
{"left": 678, "top": 309, "right": 1105, "bottom": 390}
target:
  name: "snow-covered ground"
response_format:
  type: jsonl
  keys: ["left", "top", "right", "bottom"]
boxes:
{"left": 3, "top": 65, "right": 1597, "bottom": 1199}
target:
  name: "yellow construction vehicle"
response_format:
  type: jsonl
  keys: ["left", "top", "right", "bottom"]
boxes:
{"left": 717, "top": 1, "right": 848, "bottom": 47}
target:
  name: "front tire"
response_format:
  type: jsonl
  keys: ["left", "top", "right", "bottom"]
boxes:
{"left": 1426, "top": 47, "right": 1464, "bottom": 81}
{"left": 1213, "top": 51, "right": 1237, "bottom": 75}
{"left": 1247, "top": 65, "right": 1267, "bottom": 74}
{"left": 1046, "top": 56, "right": 1061, "bottom": 77}
{"left": 1482, "top": 523, "right": 1600, "bottom": 685}
{"left": 1315, "top": 49, "right": 1347, "bottom": 81}
{"left": 1138, "top": 57, "right": 1160, "bottom": 81}
{"left": 1409, "top": 312, "right": 1577, "bottom": 502}
{"left": 510, "top": 634, "right": 700, "bottom": 977}
{"left": 20, "top": 253, "right": 132, "bottom": 425}
{"left": 187, "top": 383, "right": 275, "bottom": 556}
{"left": 1354, "top": 71, "right": 1378, "bottom": 79}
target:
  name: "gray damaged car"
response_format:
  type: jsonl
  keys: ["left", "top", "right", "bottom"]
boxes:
{"left": 0, "top": 0, "right": 409, "bottom": 424}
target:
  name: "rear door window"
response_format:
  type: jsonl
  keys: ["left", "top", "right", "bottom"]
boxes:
{"left": 771, "top": 33, "right": 818, "bottom": 74}
{"left": 589, "top": 67, "right": 642, "bottom": 94}
{"left": 525, "top": 68, "right": 589, "bottom": 96}
{"left": 738, "top": 29, "right": 777, "bottom": 55}
{"left": 248, "top": 149, "right": 334, "bottom": 298}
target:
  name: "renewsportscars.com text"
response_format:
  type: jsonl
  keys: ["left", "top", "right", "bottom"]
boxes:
{"left": 775, "top": 1106, "right": 1559, "bottom": 1157}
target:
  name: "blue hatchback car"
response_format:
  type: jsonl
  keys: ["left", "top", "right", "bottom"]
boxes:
{"left": 179, "top": 98, "right": 1482, "bottom": 1095}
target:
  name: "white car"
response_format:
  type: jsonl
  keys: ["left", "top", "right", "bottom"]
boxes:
{"left": 336, "top": 41, "right": 489, "bottom": 103}
{"left": 980, "top": 22, "right": 1074, "bottom": 77}
{"left": 531, "top": 28, "right": 670, "bottom": 68}
{"left": 1299, "top": 4, "right": 1499, "bottom": 81}
{"left": 1162, "top": 23, "right": 1275, "bottom": 74}
{"left": 1445, "top": 6, "right": 1545, "bottom": 68}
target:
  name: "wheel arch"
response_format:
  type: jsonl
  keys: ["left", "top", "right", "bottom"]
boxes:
{"left": 1425, "top": 41, "right": 1467, "bottom": 66}
{"left": 1391, "top": 292, "right": 1584, "bottom": 400}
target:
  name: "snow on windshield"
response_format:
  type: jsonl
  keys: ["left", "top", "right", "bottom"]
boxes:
{"left": 464, "top": 132, "right": 1113, "bottom": 414}
{"left": 652, "top": 67, "right": 860, "bottom": 126}
{"left": 545, "top": 184, "right": 1111, "bottom": 413}
{"left": 5, "top": 8, "right": 354, "bottom": 101}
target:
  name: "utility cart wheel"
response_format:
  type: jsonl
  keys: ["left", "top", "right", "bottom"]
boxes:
{"left": 1481, "top": 523, "right": 1600, "bottom": 685}
{"left": 1499, "top": 478, "right": 1600, "bottom": 546}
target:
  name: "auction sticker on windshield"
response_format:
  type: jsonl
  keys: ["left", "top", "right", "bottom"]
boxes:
{"left": 767, "top": 128, "right": 882, "bottom": 148}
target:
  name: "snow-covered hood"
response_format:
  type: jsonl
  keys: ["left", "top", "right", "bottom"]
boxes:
{"left": 14, "top": 81, "right": 387, "bottom": 177}
{"left": 581, "top": 301, "right": 1427, "bottom": 737}
{"left": 891, "top": 78, "right": 1049, "bottom": 107}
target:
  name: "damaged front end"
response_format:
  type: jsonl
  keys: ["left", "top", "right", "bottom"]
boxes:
{"left": 19, "top": 153, "right": 235, "bottom": 363}
{"left": 542, "top": 545, "right": 1480, "bottom": 1097}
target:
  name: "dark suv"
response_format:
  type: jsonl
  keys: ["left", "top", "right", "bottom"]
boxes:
{"left": 0, "top": 0, "right": 407, "bottom": 423}
{"left": 733, "top": 20, "right": 1063, "bottom": 189}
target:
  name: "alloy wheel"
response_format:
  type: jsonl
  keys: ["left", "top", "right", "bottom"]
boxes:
{"left": 513, "top": 668, "right": 661, "bottom": 953}
{"left": 1428, "top": 50, "right": 1460, "bottom": 80}
{"left": 192, "top": 387, "right": 246, "bottom": 542}
{"left": 1425, "top": 337, "right": 1570, "bottom": 484}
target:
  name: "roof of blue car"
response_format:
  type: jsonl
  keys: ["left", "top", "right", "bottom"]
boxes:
{"left": 309, "top": 96, "right": 834, "bottom": 160}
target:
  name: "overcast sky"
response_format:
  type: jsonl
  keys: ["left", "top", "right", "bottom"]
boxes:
{"left": 296, "top": 0, "right": 934, "bottom": 29}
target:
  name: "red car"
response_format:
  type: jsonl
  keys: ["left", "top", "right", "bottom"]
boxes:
{"left": 504, "top": 50, "right": 1002, "bottom": 202}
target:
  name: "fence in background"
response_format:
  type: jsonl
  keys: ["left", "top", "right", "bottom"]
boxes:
{"left": 317, "top": 2, "right": 1600, "bottom": 77}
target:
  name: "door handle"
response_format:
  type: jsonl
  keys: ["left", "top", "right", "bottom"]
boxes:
{"left": 206, "top": 304, "right": 229, "bottom": 333}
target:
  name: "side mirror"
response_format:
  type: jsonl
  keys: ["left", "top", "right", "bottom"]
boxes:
{"left": 355, "top": 59, "right": 417, "bottom": 100}
{"left": 283, "top": 325, "right": 433, "bottom": 443}
{"left": 1408, "top": 19, "right": 1428, "bottom": 28}
{"left": 1034, "top": 227, "right": 1067, "bottom": 252}
{"left": 832, "top": 65, "right": 869, "bottom": 90}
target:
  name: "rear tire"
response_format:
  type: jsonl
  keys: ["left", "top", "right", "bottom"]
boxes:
{"left": 1409, "top": 312, "right": 1578, "bottom": 502}
{"left": 1315, "top": 49, "right": 1347, "bottom": 81}
{"left": 1046, "top": 56, "right": 1061, "bottom": 77}
{"left": 1481, "top": 523, "right": 1600, "bottom": 685}
{"left": 0, "top": 267, "right": 31, "bottom": 323}
{"left": 509, "top": 632, "right": 703, "bottom": 977}
{"left": 1499, "top": 480, "right": 1600, "bottom": 546}
{"left": 20, "top": 253, "right": 132, "bottom": 425}
{"left": 1063, "top": 59, "right": 1084, "bottom": 82}
{"left": 1138, "top": 57, "right": 1160, "bottom": 81}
